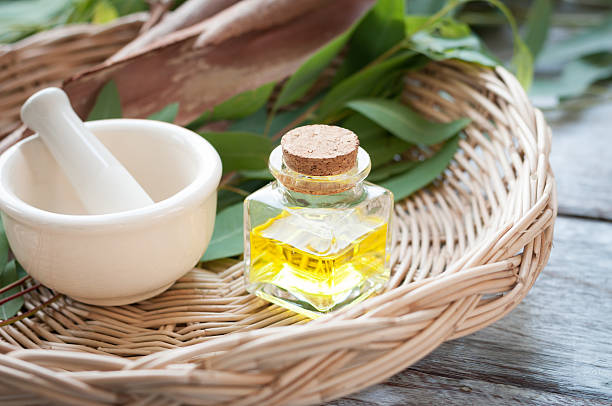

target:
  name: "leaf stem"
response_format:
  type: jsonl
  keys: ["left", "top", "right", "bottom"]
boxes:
{"left": 0, "top": 275, "right": 30, "bottom": 295}
{"left": 220, "top": 185, "right": 250, "bottom": 197}
{"left": 219, "top": 171, "right": 238, "bottom": 187}
{"left": 0, "top": 283, "right": 41, "bottom": 306}
{"left": 0, "top": 293, "right": 62, "bottom": 327}
{"left": 271, "top": 101, "right": 321, "bottom": 140}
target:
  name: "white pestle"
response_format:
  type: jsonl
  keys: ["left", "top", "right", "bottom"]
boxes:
{"left": 20, "top": 88, "right": 154, "bottom": 214}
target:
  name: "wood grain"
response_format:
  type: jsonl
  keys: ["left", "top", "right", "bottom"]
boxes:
{"left": 326, "top": 216, "right": 612, "bottom": 405}
{"left": 548, "top": 101, "right": 612, "bottom": 220}
{"left": 332, "top": 371, "right": 611, "bottom": 406}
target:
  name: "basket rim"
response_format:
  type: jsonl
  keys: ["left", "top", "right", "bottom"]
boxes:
{"left": 0, "top": 60, "right": 556, "bottom": 406}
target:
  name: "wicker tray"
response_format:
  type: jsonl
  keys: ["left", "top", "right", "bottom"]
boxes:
{"left": 0, "top": 15, "right": 556, "bottom": 406}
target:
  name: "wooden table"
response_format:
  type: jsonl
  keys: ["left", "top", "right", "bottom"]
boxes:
{"left": 327, "top": 101, "right": 612, "bottom": 405}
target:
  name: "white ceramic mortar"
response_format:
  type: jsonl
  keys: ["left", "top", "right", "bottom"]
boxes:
{"left": 0, "top": 119, "right": 222, "bottom": 305}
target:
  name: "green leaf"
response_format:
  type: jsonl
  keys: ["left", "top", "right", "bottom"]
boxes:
{"left": 0, "top": 0, "right": 71, "bottom": 43}
{"left": 317, "top": 51, "right": 416, "bottom": 120}
{"left": 513, "top": 39, "right": 534, "bottom": 90}
{"left": 523, "top": 0, "right": 552, "bottom": 60}
{"left": 342, "top": 113, "right": 387, "bottom": 143}
{"left": 15, "top": 262, "right": 27, "bottom": 280}
{"left": 230, "top": 96, "right": 321, "bottom": 137}
{"left": 408, "top": 30, "right": 499, "bottom": 66}
{"left": 87, "top": 80, "right": 122, "bottom": 121}
{"left": 483, "top": 0, "right": 533, "bottom": 89}
{"left": 382, "top": 135, "right": 460, "bottom": 201}
{"left": 239, "top": 168, "right": 274, "bottom": 180}
{"left": 530, "top": 56, "right": 612, "bottom": 107}
{"left": 188, "top": 83, "right": 275, "bottom": 130}
{"left": 213, "top": 84, "right": 274, "bottom": 120}
{"left": 368, "top": 159, "right": 418, "bottom": 182}
{"left": 201, "top": 202, "right": 244, "bottom": 261}
{"left": 435, "top": 18, "right": 471, "bottom": 38}
{"left": 92, "top": 0, "right": 118, "bottom": 24}
{"left": 335, "top": 0, "right": 406, "bottom": 81}
{"left": 412, "top": 0, "right": 532, "bottom": 88}
{"left": 0, "top": 217, "right": 9, "bottom": 271}
{"left": 347, "top": 98, "right": 470, "bottom": 145}
{"left": 364, "top": 136, "right": 413, "bottom": 168}
{"left": 274, "top": 30, "right": 353, "bottom": 109}
{"left": 228, "top": 107, "right": 268, "bottom": 134}
{"left": 109, "top": 0, "right": 149, "bottom": 16}
{"left": 342, "top": 113, "right": 411, "bottom": 167}
{"left": 199, "top": 132, "right": 273, "bottom": 173}
{"left": 405, "top": 0, "right": 448, "bottom": 15}
{"left": 267, "top": 96, "right": 323, "bottom": 137}
{"left": 538, "top": 16, "right": 612, "bottom": 66}
{"left": 147, "top": 103, "right": 179, "bottom": 123}
{"left": 218, "top": 179, "right": 267, "bottom": 212}
{"left": 0, "top": 261, "right": 24, "bottom": 321}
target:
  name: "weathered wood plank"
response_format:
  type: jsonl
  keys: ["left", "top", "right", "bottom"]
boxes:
{"left": 327, "top": 216, "right": 612, "bottom": 405}
{"left": 549, "top": 101, "right": 612, "bottom": 220}
{"left": 330, "top": 370, "right": 611, "bottom": 406}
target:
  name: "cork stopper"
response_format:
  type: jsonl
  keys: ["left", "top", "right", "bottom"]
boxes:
{"left": 281, "top": 125, "right": 359, "bottom": 176}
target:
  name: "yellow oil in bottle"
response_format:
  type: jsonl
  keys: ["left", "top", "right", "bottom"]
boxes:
{"left": 247, "top": 208, "right": 389, "bottom": 317}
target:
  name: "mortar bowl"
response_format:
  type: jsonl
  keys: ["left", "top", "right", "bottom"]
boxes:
{"left": 0, "top": 119, "right": 222, "bottom": 305}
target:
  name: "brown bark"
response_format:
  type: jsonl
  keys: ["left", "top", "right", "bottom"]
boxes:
{"left": 108, "top": 0, "right": 240, "bottom": 63}
{"left": 63, "top": 0, "right": 376, "bottom": 126}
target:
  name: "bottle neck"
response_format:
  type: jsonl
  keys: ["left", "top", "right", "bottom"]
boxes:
{"left": 277, "top": 181, "right": 366, "bottom": 208}
{"left": 268, "top": 145, "right": 371, "bottom": 204}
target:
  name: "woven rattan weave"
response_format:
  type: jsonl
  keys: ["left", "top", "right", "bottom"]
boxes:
{"left": 0, "top": 16, "right": 555, "bottom": 406}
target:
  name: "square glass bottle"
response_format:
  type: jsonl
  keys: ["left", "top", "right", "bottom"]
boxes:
{"left": 244, "top": 125, "right": 393, "bottom": 317}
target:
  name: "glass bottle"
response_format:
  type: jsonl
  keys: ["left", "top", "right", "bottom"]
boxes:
{"left": 244, "top": 125, "right": 393, "bottom": 318}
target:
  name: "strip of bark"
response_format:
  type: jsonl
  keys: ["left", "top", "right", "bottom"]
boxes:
{"left": 63, "top": 0, "right": 376, "bottom": 126}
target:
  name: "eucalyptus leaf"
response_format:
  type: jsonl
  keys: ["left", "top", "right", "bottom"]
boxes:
{"left": 15, "top": 262, "right": 27, "bottom": 280}
{"left": 109, "top": 0, "right": 148, "bottom": 16}
{"left": 435, "top": 19, "right": 471, "bottom": 39}
{"left": 523, "top": 0, "right": 552, "bottom": 60}
{"left": 0, "top": 261, "right": 24, "bottom": 321}
{"left": 513, "top": 40, "right": 534, "bottom": 91}
{"left": 87, "top": 80, "right": 122, "bottom": 121}
{"left": 368, "top": 159, "right": 417, "bottom": 182}
{"left": 382, "top": 135, "right": 460, "bottom": 201}
{"left": 317, "top": 51, "right": 416, "bottom": 120}
{"left": 538, "top": 16, "right": 612, "bottom": 66}
{"left": 228, "top": 107, "right": 268, "bottom": 134}
{"left": 405, "top": 0, "right": 448, "bottom": 15}
{"left": 274, "top": 29, "right": 352, "bottom": 109}
{"left": 408, "top": 30, "right": 498, "bottom": 66}
{"left": 364, "top": 136, "right": 413, "bottom": 168}
{"left": 217, "top": 189, "right": 245, "bottom": 213}
{"left": 335, "top": 0, "right": 406, "bottom": 81}
{"left": 239, "top": 169, "right": 274, "bottom": 180}
{"left": 212, "top": 82, "right": 273, "bottom": 119}
{"left": 267, "top": 96, "right": 322, "bottom": 137}
{"left": 201, "top": 202, "right": 244, "bottom": 261}
{"left": 218, "top": 179, "right": 267, "bottom": 212}
{"left": 483, "top": 0, "right": 533, "bottom": 89}
{"left": 188, "top": 83, "right": 275, "bottom": 130}
{"left": 530, "top": 56, "right": 612, "bottom": 107}
{"left": 347, "top": 98, "right": 470, "bottom": 145}
{"left": 342, "top": 114, "right": 387, "bottom": 143}
{"left": 230, "top": 96, "right": 320, "bottom": 137}
{"left": 147, "top": 102, "right": 179, "bottom": 123}
{"left": 92, "top": 0, "right": 118, "bottom": 24}
{"left": 199, "top": 132, "right": 273, "bottom": 173}
{"left": 0, "top": 0, "right": 71, "bottom": 43}
{"left": 342, "top": 113, "right": 412, "bottom": 167}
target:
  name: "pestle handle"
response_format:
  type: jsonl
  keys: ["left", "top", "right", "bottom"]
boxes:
{"left": 20, "top": 88, "right": 154, "bottom": 214}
